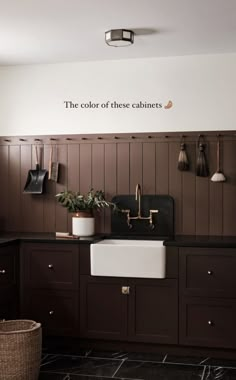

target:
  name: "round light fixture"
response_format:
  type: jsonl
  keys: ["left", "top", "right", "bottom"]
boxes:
{"left": 105, "top": 29, "right": 134, "bottom": 47}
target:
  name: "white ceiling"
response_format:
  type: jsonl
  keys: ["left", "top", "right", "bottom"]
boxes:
{"left": 0, "top": 0, "right": 236, "bottom": 65}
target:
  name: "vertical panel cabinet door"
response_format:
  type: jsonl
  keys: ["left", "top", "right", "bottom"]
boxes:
{"left": 80, "top": 275, "right": 128, "bottom": 340}
{"left": 128, "top": 279, "right": 178, "bottom": 344}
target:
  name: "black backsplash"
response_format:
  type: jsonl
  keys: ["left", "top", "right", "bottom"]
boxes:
{"left": 111, "top": 195, "right": 174, "bottom": 237}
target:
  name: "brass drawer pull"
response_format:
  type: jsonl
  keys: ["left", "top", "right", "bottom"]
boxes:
{"left": 49, "top": 310, "right": 54, "bottom": 315}
{"left": 122, "top": 286, "right": 130, "bottom": 295}
{"left": 207, "top": 270, "right": 213, "bottom": 275}
{"left": 48, "top": 264, "right": 54, "bottom": 269}
{"left": 0, "top": 269, "right": 6, "bottom": 274}
{"left": 208, "top": 320, "right": 213, "bottom": 326}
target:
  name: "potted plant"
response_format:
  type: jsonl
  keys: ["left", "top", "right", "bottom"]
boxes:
{"left": 55, "top": 188, "right": 117, "bottom": 237}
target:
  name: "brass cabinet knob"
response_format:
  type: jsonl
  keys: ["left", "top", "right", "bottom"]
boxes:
{"left": 49, "top": 310, "right": 54, "bottom": 315}
{"left": 207, "top": 270, "right": 213, "bottom": 275}
{"left": 208, "top": 320, "right": 213, "bottom": 326}
{"left": 0, "top": 269, "right": 6, "bottom": 274}
{"left": 121, "top": 286, "right": 130, "bottom": 295}
{"left": 48, "top": 264, "right": 53, "bottom": 269}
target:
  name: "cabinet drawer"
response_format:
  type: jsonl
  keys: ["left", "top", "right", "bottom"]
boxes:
{"left": 180, "top": 297, "right": 236, "bottom": 348}
{"left": 22, "top": 243, "right": 79, "bottom": 290}
{"left": 23, "top": 289, "right": 78, "bottom": 336}
{"left": 180, "top": 248, "right": 236, "bottom": 297}
{"left": 0, "top": 247, "right": 17, "bottom": 287}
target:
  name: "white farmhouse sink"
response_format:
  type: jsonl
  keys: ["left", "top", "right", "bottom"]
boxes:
{"left": 90, "top": 239, "right": 166, "bottom": 279}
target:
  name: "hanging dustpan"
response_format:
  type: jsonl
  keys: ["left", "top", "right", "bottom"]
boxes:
{"left": 23, "top": 145, "right": 47, "bottom": 194}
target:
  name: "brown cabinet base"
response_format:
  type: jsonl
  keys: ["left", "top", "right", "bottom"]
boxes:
{"left": 80, "top": 275, "right": 178, "bottom": 344}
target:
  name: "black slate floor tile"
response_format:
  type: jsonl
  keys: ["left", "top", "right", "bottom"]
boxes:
{"left": 88, "top": 350, "right": 165, "bottom": 362}
{"left": 126, "top": 352, "right": 165, "bottom": 362}
{"left": 204, "top": 358, "right": 236, "bottom": 368}
{"left": 39, "top": 373, "right": 68, "bottom": 380}
{"left": 203, "top": 366, "right": 236, "bottom": 379}
{"left": 40, "top": 354, "right": 123, "bottom": 377}
{"left": 165, "top": 354, "right": 206, "bottom": 366}
{"left": 115, "top": 360, "right": 204, "bottom": 380}
{"left": 88, "top": 350, "right": 128, "bottom": 359}
{"left": 39, "top": 372, "right": 139, "bottom": 380}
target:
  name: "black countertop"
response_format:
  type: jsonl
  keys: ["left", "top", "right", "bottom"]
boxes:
{"left": 164, "top": 235, "right": 236, "bottom": 248}
{"left": 0, "top": 232, "right": 103, "bottom": 245}
{"left": 0, "top": 232, "right": 236, "bottom": 248}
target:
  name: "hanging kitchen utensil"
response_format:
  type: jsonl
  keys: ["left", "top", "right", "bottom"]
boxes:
{"left": 177, "top": 136, "right": 189, "bottom": 171}
{"left": 211, "top": 135, "right": 226, "bottom": 182}
{"left": 196, "top": 135, "right": 209, "bottom": 177}
{"left": 23, "top": 145, "right": 47, "bottom": 194}
{"left": 48, "top": 145, "right": 59, "bottom": 182}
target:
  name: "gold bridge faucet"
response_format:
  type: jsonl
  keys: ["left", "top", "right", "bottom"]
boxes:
{"left": 122, "top": 183, "right": 159, "bottom": 229}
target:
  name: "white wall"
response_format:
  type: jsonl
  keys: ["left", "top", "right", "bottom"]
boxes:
{"left": 0, "top": 53, "right": 235, "bottom": 136}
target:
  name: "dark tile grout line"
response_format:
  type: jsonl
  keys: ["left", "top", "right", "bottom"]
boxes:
{"left": 112, "top": 359, "right": 127, "bottom": 378}
{"left": 200, "top": 366, "right": 207, "bottom": 380}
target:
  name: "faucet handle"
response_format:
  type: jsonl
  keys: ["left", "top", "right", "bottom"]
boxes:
{"left": 150, "top": 209, "right": 159, "bottom": 214}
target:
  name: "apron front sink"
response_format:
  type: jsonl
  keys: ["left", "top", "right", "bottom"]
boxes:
{"left": 90, "top": 239, "right": 166, "bottom": 279}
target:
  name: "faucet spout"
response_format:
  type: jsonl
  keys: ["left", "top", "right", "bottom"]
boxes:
{"left": 135, "top": 183, "right": 142, "bottom": 218}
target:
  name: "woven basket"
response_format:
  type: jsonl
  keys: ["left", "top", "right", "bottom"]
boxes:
{"left": 0, "top": 319, "right": 42, "bottom": 380}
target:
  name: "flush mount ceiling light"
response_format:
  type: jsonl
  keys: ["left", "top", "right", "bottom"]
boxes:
{"left": 105, "top": 29, "right": 134, "bottom": 47}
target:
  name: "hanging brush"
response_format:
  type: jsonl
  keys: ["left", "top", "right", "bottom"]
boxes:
{"left": 177, "top": 136, "right": 189, "bottom": 171}
{"left": 196, "top": 135, "right": 209, "bottom": 177}
{"left": 211, "top": 135, "right": 226, "bottom": 182}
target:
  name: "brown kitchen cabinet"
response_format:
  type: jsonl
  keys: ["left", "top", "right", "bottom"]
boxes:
{"left": 20, "top": 242, "right": 79, "bottom": 336}
{"left": 80, "top": 275, "right": 178, "bottom": 344}
{"left": 179, "top": 247, "right": 236, "bottom": 348}
{"left": 0, "top": 243, "right": 19, "bottom": 320}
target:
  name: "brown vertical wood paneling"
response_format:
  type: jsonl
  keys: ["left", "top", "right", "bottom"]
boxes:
{"left": 169, "top": 142, "right": 182, "bottom": 235}
{"left": 0, "top": 133, "right": 235, "bottom": 236}
{"left": 117, "top": 143, "right": 129, "bottom": 194}
{"left": 43, "top": 144, "right": 56, "bottom": 233}
{"left": 79, "top": 144, "right": 92, "bottom": 194}
{"left": 195, "top": 142, "right": 210, "bottom": 235}
{"left": 223, "top": 140, "right": 236, "bottom": 235}
{"left": 104, "top": 144, "right": 117, "bottom": 233}
{"left": 156, "top": 143, "right": 169, "bottom": 195}
{"left": 182, "top": 142, "right": 196, "bottom": 235}
{"left": 8, "top": 145, "right": 21, "bottom": 231}
{"left": 67, "top": 144, "right": 80, "bottom": 233}
{"left": 55, "top": 144, "right": 68, "bottom": 233}
{"left": 0, "top": 146, "right": 9, "bottom": 231}
{"left": 143, "top": 143, "right": 155, "bottom": 194}
{"left": 20, "top": 145, "right": 33, "bottom": 231}
{"left": 209, "top": 141, "right": 223, "bottom": 235}
{"left": 130, "top": 142, "right": 142, "bottom": 195}
{"left": 92, "top": 144, "right": 105, "bottom": 233}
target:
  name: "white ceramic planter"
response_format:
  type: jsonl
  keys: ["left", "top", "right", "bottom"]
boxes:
{"left": 72, "top": 214, "right": 95, "bottom": 237}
